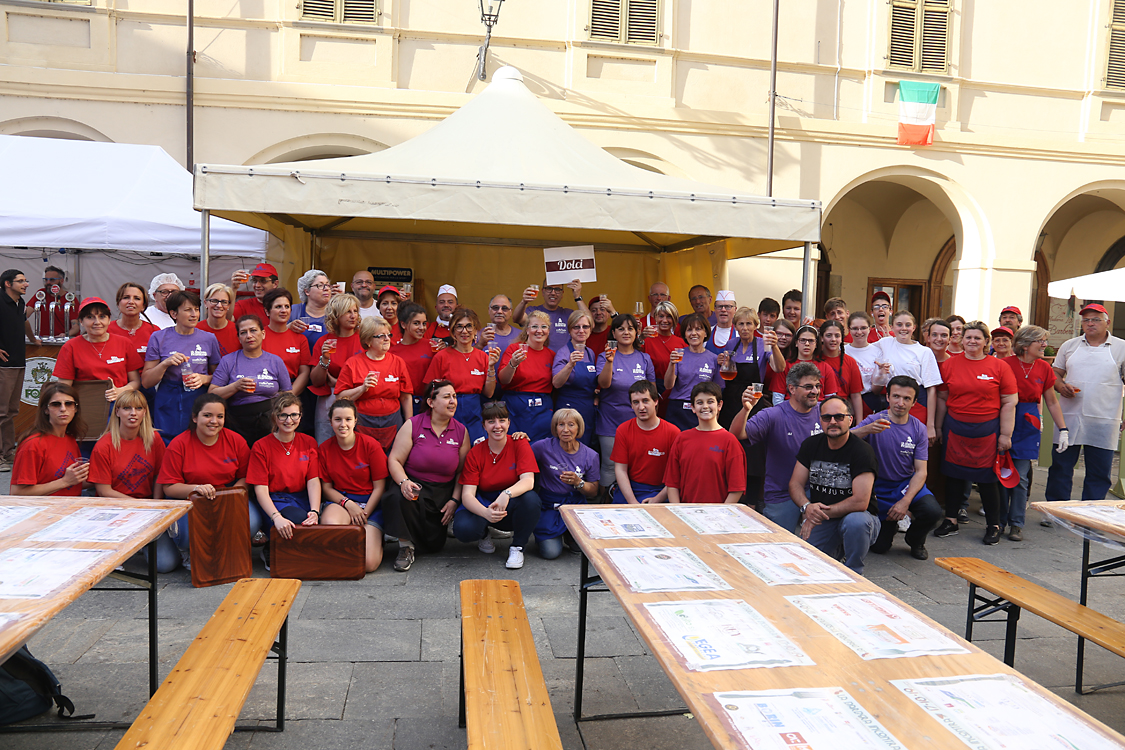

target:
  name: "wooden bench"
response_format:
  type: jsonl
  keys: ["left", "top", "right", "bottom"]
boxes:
{"left": 115, "top": 577, "right": 301, "bottom": 750}
{"left": 459, "top": 579, "right": 562, "bottom": 750}
{"left": 936, "top": 557, "right": 1125, "bottom": 693}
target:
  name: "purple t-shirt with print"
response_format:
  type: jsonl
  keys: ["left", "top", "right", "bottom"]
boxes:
{"left": 595, "top": 349, "right": 655, "bottom": 436}
{"left": 532, "top": 438, "right": 600, "bottom": 500}
{"left": 527, "top": 305, "right": 573, "bottom": 352}
{"left": 668, "top": 349, "right": 722, "bottom": 401}
{"left": 211, "top": 350, "right": 292, "bottom": 406}
{"left": 743, "top": 401, "right": 823, "bottom": 505}
{"left": 858, "top": 411, "right": 928, "bottom": 482}
{"left": 145, "top": 328, "right": 222, "bottom": 386}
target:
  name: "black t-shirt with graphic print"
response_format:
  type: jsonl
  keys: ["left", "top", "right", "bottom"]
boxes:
{"left": 795, "top": 432, "right": 879, "bottom": 514}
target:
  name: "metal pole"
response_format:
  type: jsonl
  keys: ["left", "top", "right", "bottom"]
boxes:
{"left": 187, "top": 0, "right": 194, "bottom": 170}
{"left": 477, "top": 23, "right": 493, "bottom": 81}
{"left": 200, "top": 209, "right": 210, "bottom": 288}
{"left": 801, "top": 241, "right": 813, "bottom": 322}
{"left": 766, "top": 0, "right": 779, "bottom": 197}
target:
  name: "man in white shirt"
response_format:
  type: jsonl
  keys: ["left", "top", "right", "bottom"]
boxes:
{"left": 352, "top": 270, "right": 380, "bottom": 319}
{"left": 145, "top": 273, "right": 184, "bottom": 330}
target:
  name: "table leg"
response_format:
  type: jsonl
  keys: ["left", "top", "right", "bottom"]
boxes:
{"left": 147, "top": 538, "right": 158, "bottom": 696}
{"left": 1075, "top": 538, "right": 1125, "bottom": 694}
{"left": 573, "top": 551, "right": 591, "bottom": 723}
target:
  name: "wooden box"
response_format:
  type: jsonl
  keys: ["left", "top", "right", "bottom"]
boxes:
{"left": 187, "top": 486, "right": 253, "bottom": 588}
{"left": 270, "top": 525, "right": 365, "bottom": 580}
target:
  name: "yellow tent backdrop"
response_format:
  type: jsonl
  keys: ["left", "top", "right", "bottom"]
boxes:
{"left": 195, "top": 67, "right": 820, "bottom": 318}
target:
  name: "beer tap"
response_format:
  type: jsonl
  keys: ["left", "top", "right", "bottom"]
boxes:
{"left": 63, "top": 293, "right": 76, "bottom": 341}
{"left": 32, "top": 290, "right": 45, "bottom": 343}
{"left": 46, "top": 286, "right": 59, "bottom": 343}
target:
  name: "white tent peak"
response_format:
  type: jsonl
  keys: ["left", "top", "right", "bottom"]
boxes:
{"left": 492, "top": 65, "right": 523, "bottom": 82}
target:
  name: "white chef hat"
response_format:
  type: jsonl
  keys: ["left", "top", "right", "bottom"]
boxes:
{"left": 149, "top": 273, "right": 184, "bottom": 297}
{"left": 438, "top": 284, "right": 458, "bottom": 298}
{"left": 716, "top": 290, "right": 736, "bottom": 302}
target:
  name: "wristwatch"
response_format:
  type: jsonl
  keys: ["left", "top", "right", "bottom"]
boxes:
{"left": 799, "top": 502, "right": 810, "bottom": 515}
{"left": 573, "top": 296, "right": 583, "bottom": 302}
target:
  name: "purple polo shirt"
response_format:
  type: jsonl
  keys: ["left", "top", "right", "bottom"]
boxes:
{"left": 532, "top": 438, "right": 600, "bottom": 498}
{"left": 211, "top": 350, "right": 292, "bottom": 406}
{"left": 404, "top": 413, "right": 466, "bottom": 484}
{"left": 527, "top": 305, "right": 573, "bottom": 352}
{"left": 668, "top": 349, "right": 722, "bottom": 400}
{"left": 858, "top": 411, "right": 928, "bottom": 482}
{"left": 595, "top": 349, "right": 655, "bottom": 436}
{"left": 145, "top": 328, "right": 222, "bottom": 386}
{"left": 743, "top": 401, "right": 823, "bottom": 505}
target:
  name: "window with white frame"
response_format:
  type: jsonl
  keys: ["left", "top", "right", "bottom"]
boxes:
{"left": 888, "top": 0, "right": 951, "bottom": 74}
{"left": 589, "top": 0, "right": 659, "bottom": 45}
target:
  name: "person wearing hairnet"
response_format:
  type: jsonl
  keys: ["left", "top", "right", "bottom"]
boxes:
{"left": 145, "top": 273, "right": 184, "bottom": 330}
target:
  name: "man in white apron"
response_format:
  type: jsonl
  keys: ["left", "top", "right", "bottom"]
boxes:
{"left": 1045, "top": 303, "right": 1125, "bottom": 511}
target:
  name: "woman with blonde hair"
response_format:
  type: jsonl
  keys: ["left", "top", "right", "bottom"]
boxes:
{"left": 334, "top": 316, "right": 414, "bottom": 450}
{"left": 498, "top": 309, "right": 555, "bottom": 442}
{"left": 531, "top": 408, "right": 599, "bottom": 559}
{"left": 197, "top": 282, "right": 238, "bottom": 356}
{"left": 308, "top": 293, "right": 363, "bottom": 443}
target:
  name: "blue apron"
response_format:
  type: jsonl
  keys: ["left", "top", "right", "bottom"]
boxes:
{"left": 554, "top": 343, "right": 598, "bottom": 445}
{"left": 505, "top": 392, "right": 554, "bottom": 443}
{"left": 611, "top": 481, "right": 664, "bottom": 504}
{"left": 153, "top": 382, "right": 199, "bottom": 439}
{"left": 872, "top": 476, "right": 934, "bottom": 520}
{"left": 342, "top": 490, "right": 383, "bottom": 529}
{"left": 533, "top": 489, "right": 586, "bottom": 541}
{"left": 665, "top": 399, "right": 697, "bottom": 430}
{"left": 1010, "top": 402, "right": 1042, "bottom": 460}
{"left": 455, "top": 392, "right": 485, "bottom": 444}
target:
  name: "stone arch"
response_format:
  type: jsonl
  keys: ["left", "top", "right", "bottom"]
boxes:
{"left": 244, "top": 134, "right": 391, "bottom": 165}
{"left": 0, "top": 117, "right": 112, "bottom": 142}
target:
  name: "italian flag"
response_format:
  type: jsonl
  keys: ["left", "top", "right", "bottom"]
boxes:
{"left": 897, "top": 81, "right": 940, "bottom": 146}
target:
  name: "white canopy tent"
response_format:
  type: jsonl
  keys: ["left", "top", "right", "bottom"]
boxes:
{"left": 1048, "top": 268, "right": 1125, "bottom": 303}
{"left": 194, "top": 67, "right": 822, "bottom": 314}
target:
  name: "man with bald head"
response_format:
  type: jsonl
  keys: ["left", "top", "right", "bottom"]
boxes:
{"left": 352, "top": 270, "right": 379, "bottom": 319}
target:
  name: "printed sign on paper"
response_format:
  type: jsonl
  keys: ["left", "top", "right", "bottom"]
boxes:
{"left": 544, "top": 245, "right": 597, "bottom": 285}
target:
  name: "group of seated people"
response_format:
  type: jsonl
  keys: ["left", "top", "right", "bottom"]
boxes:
{"left": 11, "top": 267, "right": 1051, "bottom": 577}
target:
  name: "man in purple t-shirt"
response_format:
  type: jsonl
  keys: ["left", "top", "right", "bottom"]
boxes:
{"left": 477, "top": 294, "right": 521, "bottom": 374}
{"left": 852, "top": 375, "right": 941, "bottom": 560}
{"left": 513, "top": 279, "right": 589, "bottom": 353}
{"left": 731, "top": 361, "right": 822, "bottom": 533}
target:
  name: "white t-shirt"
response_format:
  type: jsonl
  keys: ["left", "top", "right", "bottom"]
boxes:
{"left": 144, "top": 305, "right": 175, "bottom": 330}
{"left": 358, "top": 303, "right": 382, "bottom": 320}
{"left": 713, "top": 326, "right": 733, "bottom": 347}
{"left": 844, "top": 343, "right": 881, "bottom": 393}
{"left": 873, "top": 337, "right": 942, "bottom": 388}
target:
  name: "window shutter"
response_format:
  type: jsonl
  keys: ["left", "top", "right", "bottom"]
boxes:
{"left": 343, "top": 0, "right": 377, "bottom": 23}
{"left": 920, "top": 1, "right": 950, "bottom": 73}
{"left": 1110, "top": 0, "right": 1125, "bottom": 89}
{"left": 625, "top": 0, "right": 659, "bottom": 44}
{"left": 591, "top": 0, "right": 623, "bottom": 42}
{"left": 302, "top": 0, "right": 337, "bottom": 21}
{"left": 888, "top": 1, "right": 918, "bottom": 69}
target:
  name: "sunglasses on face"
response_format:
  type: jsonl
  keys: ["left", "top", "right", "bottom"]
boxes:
{"left": 490, "top": 305, "right": 511, "bottom": 312}
{"left": 821, "top": 412, "right": 850, "bottom": 422}
{"left": 48, "top": 400, "right": 77, "bottom": 409}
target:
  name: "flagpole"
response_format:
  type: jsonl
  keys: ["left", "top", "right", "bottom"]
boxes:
{"left": 766, "top": 0, "right": 779, "bottom": 197}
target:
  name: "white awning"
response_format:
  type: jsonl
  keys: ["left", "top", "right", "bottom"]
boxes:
{"left": 1049, "top": 268, "right": 1125, "bottom": 303}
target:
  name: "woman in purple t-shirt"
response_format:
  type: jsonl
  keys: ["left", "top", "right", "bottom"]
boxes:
{"left": 664, "top": 313, "right": 722, "bottom": 430}
{"left": 380, "top": 380, "right": 471, "bottom": 572}
{"left": 596, "top": 314, "right": 655, "bottom": 487}
{"left": 531, "top": 408, "right": 600, "bottom": 559}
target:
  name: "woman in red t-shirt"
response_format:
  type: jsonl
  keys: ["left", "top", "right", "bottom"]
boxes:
{"left": 335, "top": 316, "right": 414, "bottom": 450}
{"left": 11, "top": 382, "right": 87, "bottom": 496}
{"left": 391, "top": 301, "right": 438, "bottom": 413}
{"left": 309, "top": 293, "right": 363, "bottom": 444}
{"left": 196, "top": 283, "right": 239, "bottom": 356}
{"left": 109, "top": 282, "right": 160, "bottom": 357}
{"left": 262, "top": 288, "right": 311, "bottom": 397}
{"left": 247, "top": 393, "right": 322, "bottom": 569}
{"left": 765, "top": 319, "right": 797, "bottom": 402}
{"left": 818, "top": 319, "right": 863, "bottom": 418}
{"left": 158, "top": 392, "right": 253, "bottom": 571}
{"left": 641, "top": 301, "right": 687, "bottom": 386}
{"left": 423, "top": 308, "right": 498, "bottom": 444}
{"left": 498, "top": 309, "right": 555, "bottom": 442}
{"left": 934, "top": 321, "right": 1018, "bottom": 545}
{"left": 452, "top": 401, "right": 541, "bottom": 570}
{"left": 319, "top": 399, "right": 389, "bottom": 572}
{"left": 767, "top": 323, "right": 841, "bottom": 401}
{"left": 54, "top": 297, "right": 142, "bottom": 407}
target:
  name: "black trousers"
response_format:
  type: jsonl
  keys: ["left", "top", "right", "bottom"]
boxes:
{"left": 381, "top": 479, "right": 456, "bottom": 554}
{"left": 945, "top": 477, "right": 1000, "bottom": 528}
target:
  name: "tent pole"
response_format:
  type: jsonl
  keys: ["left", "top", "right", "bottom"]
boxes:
{"left": 801, "top": 241, "right": 813, "bottom": 322}
{"left": 187, "top": 0, "right": 194, "bottom": 170}
{"left": 766, "top": 0, "right": 779, "bottom": 197}
{"left": 200, "top": 209, "right": 210, "bottom": 288}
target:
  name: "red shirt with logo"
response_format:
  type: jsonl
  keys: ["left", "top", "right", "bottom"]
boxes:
{"left": 333, "top": 352, "right": 413, "bottom": 416}
{"left": 308, "top": 332, "right": 362, "bottom": 397}
{"left": 247, "top": 432, "right": 320, "bottom": 494}
{"left": 263, "top": 327, "right": 311, "bottom": 380}
{"left": 663, "top": 427, "right": 747, "bottom": 503}
{"left": 460, "top": 437, "right": 539, "bottom": 493}
{"left": 53, "top": 336, "right": 142, "bottom": 388}
{"left": 158, "top": 428, "right": 250, "bottom": 488}
{"left": 499, "top": 343, "right": 554, "bottom": 393}
{"left": 197, "top": 319, "right": 239, "bottom": 357}
{"left": 89, "top": 434, "right": 166, "bottom": 498}
{"left": 391, "top": 338, "right": 435, "bottom": 396}
{"left": 939, "top": 355, "right": 1018, "bottom": 420}
{"left": 610, "top": 418, "right": 681, "bottom": 486}
{"left": 108, "top": 320, "right": 159, "bottom": 359}
{"left": 1004, "top": 356, "right": 1056, "bottom": 403}
{"left": 11, "top": 432, "right": 83, "bottom": 496}
{"left": 424, "top": 347, "right": 492, "bottom": 395}
{"left": 318, "top": 434, "right": 389, "bottom": 495}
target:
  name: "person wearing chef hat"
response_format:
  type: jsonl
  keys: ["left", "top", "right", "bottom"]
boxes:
{"left": 146, "top": 273, "right": 184, "bottom": 331}
{"left": 705, "top": 291, "right": 738, "bottom": 354}
{"left": 425, "top": 284, "right": 459, "bottom": 341}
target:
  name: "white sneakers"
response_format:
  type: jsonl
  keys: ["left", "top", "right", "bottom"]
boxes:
{"left": 505, "top": 546, "right": 524, "bottom": 570}
{"left": 478, "top": 537, "right": 496, "bottom": 554}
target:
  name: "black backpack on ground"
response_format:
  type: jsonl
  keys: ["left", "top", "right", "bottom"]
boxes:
{"left": 0, "top": 645, "right": 88, "bottom": 725}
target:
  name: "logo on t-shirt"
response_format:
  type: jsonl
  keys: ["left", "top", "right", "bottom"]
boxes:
{"left": 647, "top": 448, "right": 665, "bottom": 457}
{"left": 899, "top": 436, "right": 917, "bottom": 455}
{"left": 976, "top": 374, "right": 995, "bottom": 381}
{"left": 222, "top": 456, "right": 236, "bottom": 464}
{"left": 470, "top": 369, "right": 485, "bottom": 376}
{"left": 354, "top": 461, "right": 369, "bottom": 470}
{"left": 446, "top": 438, "right": 459, "bottom": 445}
{"left": 386, "top": 375, "right": 399, "bottom": 382}
{"left": 298, "top": 453, "right": 309, "bottom": 462}
{"left": 260, "top": 368, "right": 270, "bottom": 378}
{"left": 286, "top": 347, "right": 300, "bottom": 354}
{"left": 192, "top": 344, "right": 207, "bottom": 357}
{"left": 809, "top": 460, "right": 853, "bottom": 498}
{"left": 106, "top": 355, "right": 125, "bottom": 365}
{"left": 586, "top": 365, "right": 596, "bottom": 372}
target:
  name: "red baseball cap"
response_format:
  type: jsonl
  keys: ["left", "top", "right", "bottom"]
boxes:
{"left": 990, "top": 326, "right": 1015, "bottom": 339}
{"left": 1000, "top": 306, "right": 1021, "bottom": 316}
{"left": 871, "top": 291, "right": 891, "bottom": 304}
{"left": 377, "top": 285, "right": 400, "bottom": 299}
{"left": 1079, "top": 303, "right": 1109, "bottom": 316}
{"left": 77, "top": 297, "right": 109, "bottom": 315}
{"left": 250, "top": 262, "right": 278, "bottom": 278}
{"left": 994, "top": 452, "right": 1020, "bottom": 489}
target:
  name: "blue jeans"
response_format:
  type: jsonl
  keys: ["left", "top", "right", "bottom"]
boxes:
{"left": 806, "top": 512, "right": 880, "bottom": 575}
{"left": 537, "top": 536, "right": 565, "bottom": 560}
{"left": 452, "top": 490, "right": 542, "bottom": 549}
{"left": 1046, "top": 443, "right": 1115, "bottom": 502}
{"left": 763, "top": 501, "right": 800, "bottom": 534}
{"left": 998, "top": 458, "right": 1033, "bottom": 529}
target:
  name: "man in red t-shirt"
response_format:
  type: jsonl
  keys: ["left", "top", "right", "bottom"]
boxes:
{"left": 611, "top": 380, "right": 680, "bottom": 504}
{"left": 665, "top": 382, "right": 746, "bottom": 504}
{"left": 232, "top": 262, "right": 279, "bottom": 322}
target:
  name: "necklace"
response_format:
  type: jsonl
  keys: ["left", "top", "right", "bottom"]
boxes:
{"left": 278, "top": 435, "right": 295, "bottom": 456}
{"left": 1018, "top": 358, "right": 1035, "bottom": 379}
{"left": 86, "top": 335, "right": 110, "bottom": 359}
{"left": 489, "top": 442, "right": 504, "bottom": 464}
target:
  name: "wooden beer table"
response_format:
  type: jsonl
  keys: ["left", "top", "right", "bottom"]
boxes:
{"left": 1031, "top": 499, "right": 1125, "bottom": 693}
{"left": 562, "top": 503, "right": 1125, "bottom": 749}
{"left": 0, "top": 495, "right": 190, "bottom": 732}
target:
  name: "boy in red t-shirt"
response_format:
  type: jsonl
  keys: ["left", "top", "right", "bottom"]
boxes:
{"left": 611, "top": 380, "right": 680, "bottom": 503}
{"left": 665, "top": 383, "right": 746, "bottom": 504}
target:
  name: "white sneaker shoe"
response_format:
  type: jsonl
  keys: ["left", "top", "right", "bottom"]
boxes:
{"left": 478, "top": 537, "right": 496, "bottom": 554}
{"left": 505, "top": 546, "right": 524, "bottom": 569}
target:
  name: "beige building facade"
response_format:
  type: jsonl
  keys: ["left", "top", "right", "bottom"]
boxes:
{"left": 2, "top": 0, "right": 1125, "bottom": 332}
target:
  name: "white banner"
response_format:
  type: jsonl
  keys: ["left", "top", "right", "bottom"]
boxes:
{"left": 543, "top": 245, "right": 597, "bottom": 285}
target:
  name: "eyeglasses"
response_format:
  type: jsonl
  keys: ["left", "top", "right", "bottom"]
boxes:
{"left": 352, "top": 280, "right": 374, "bottom": 287}
{"left": 544, "top": 286, "right": 563, "bottom": 293}
{"left": 715, "top": 304, "right": 736, "bottom": 311}
{"left": 794, "top": 384, "right": 820, "bottom": 391}
{"left": 309, "top": 283, "right": 332, "bottom": 291}
{"left": 797, "top": 338, "right": 817, "bottom": 345}
{"left": 371, "top": 333, "right": 391, "bottom": 340}
{"left": 205, "top": 298, "right": 230, "bottom": 306}
{"left": 490, "top": 305, "right": 511, "bottom": 312}
{"left": 154, "top": 289, "right": 175, "bottom": 297}
{"left": 821, "top": 413, "right": 850, "bottom": 422}
{"left": 277, "top": 413, "right": 302, "bottom": 422}
{"left": 453, "top": 324, "right": 475, "bottom": 332}
{"left": 48, "top": 400, "right": 77, "bottom": 408}
{"left": 571, "top": 324, "right": 592, "bottom": 330}
{"left": 872, "top": 303, "right": 891, "bottom": 311}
